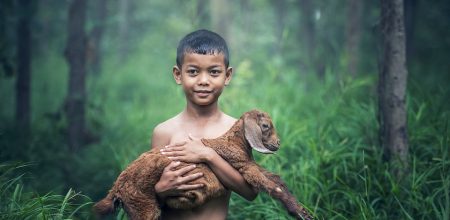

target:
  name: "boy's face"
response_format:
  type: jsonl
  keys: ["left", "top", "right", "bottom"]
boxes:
{"left": 173, "top": 52, "right": 233, "bottom": 107}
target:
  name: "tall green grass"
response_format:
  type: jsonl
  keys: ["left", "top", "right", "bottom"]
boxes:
{"left": 1, "top": 30, "right": 448, "bottom": 220}
{"left": 86, "top": 58, "right": 449, "bottom": 219}
{"left": 0, "top": 162, "right": 92, "bottom": 219}
{"left": 224, "top": 73, "right": 449, "bottom": 219}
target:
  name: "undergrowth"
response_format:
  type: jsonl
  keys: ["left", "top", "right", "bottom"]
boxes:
{"left": 0, "top": 162, "right": 92, "bottom": 219}
{"left": 0, "top": 34, "right": 448, "bottom": 219}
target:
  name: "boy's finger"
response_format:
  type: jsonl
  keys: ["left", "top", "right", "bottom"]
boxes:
{"left": 168, "top": 156, "right": 193, "bottom": 163}
{"left": 162, "top": 151, "right": 184, "bottom": 157}
{"left": 165, "top": 141, "right": 187, "bottom": 148}
{"left": 180, "top": 172, "right": 204, "bottom": 183}
{"left": 177, "top": 183, "right": 204, "bottom": 191}
{"left": 161, "top": 146, "right": 184, "bottom": 152}
{"left": 168, "top": 156, "right": 182, "bottom": 161}
{"left": 165, "top": 161, "right": 181, "bottom": 171}
{"left": 175, "top": 164, "right": 197, "bottom": 176}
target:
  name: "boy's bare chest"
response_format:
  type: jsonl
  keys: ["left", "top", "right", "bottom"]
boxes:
{"left": 168, "top": 124, "right": 229, "bottom": 145}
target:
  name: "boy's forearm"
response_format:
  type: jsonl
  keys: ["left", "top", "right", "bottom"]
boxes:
{"left": 205, "top": 152, "right": 257, "bottom": 201}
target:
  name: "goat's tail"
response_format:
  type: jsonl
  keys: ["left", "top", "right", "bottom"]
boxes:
{"left": 93, "top": 194, "right": 116, "bottom": 217}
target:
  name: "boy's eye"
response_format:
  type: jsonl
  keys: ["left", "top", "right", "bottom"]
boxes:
{"left": 187, "top": 69, "right": 198, "bottom": 75}
{"left": 210, "top": 69, "right": 221, "bottom": 76}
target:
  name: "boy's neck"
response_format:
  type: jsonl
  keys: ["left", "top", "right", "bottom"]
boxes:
{"left": 183, "top": 102, "right": 222, "bottom": 122}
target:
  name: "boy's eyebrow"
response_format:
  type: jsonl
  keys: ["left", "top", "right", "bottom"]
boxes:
{"left": 185, "top": 64, "right": 223, "bottom": 69}
{"left": 186, "top": 64, "right": 200, "bottom": 68}
{"left": 208, "top": 65, "right": 222, "bottom": 69}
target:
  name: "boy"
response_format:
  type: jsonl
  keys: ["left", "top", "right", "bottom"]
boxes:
{"left": 150, "top": 30, "right": 257, "bottom": 220}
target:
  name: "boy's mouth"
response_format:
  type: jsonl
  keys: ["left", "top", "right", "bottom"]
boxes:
{"left": 194, "top": 90, "right": 212, "bottom": 94}
{"left": 194, "top": 90, "right": 213, "bottom": 98}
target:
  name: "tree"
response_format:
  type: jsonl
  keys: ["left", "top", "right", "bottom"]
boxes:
{"left": 1, "top": 1, "right": 15, "bottom": 79}
{"left": 239, "top": 0, "right": 251, "bottom": 33}
{"left": 64, "top": 0, "right": 87, "bottom": 152}
{"left": 88, "top": 0, "right": 107, "bottom": 75}
{"left": 296, "top": 0, "right": 327, "bottom": 78}
{"left": 272, "top": 0, "right": 286, "bottom": 55}
{"left": 345, "top": 0, "right": 363, "bottom": 76}
{"left": 210, "top": 0, "right": 230, "bottom": 42}
{"left": 196, "top": 0, "right": 210, "bottom": 28}
{"left": 378, "top": 0, "right": 409, "bottom": 178}
{"left": 16, "top": 0, "right": 34, "bottom": 135}
{"left": 118, "top": 0, "right": 131, "bottom": 61}
{"left": 297, "top": 0, "right": 315, "bottom": 75}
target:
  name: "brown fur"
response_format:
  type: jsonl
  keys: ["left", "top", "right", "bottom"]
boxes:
{"left": 93, "top": 110, "right": 314, "bottom": 220}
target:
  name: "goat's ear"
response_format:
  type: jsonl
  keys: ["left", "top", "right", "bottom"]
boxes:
{"left": 244, "top": 112, "right": 274, "bottom": 154}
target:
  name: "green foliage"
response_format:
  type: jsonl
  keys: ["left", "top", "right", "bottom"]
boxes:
{"left": 0, "top": 0, "right": 449, "bottom": 219}
{"left": 0, "top": 162, "right": 92, "bottom": 219}
{"left": 225, "top": 74, "right": 449, "bottom": 220}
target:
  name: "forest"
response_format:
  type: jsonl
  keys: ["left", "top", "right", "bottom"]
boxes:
{"left": 1, "top": 0, "right": 449, "bottom": 219}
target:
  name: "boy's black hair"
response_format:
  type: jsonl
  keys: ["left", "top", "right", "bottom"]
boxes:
{"left": 176, "top": 29, "right": 229, "bottom": 68}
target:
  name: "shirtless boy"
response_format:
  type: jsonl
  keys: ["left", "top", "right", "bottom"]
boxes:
{"left": 150, "top": 30, "right": 257, "bottom": 220}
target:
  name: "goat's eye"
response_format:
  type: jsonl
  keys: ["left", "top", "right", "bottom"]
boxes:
{"left": 262, "top": 123, "right": 270, "bottom": 130}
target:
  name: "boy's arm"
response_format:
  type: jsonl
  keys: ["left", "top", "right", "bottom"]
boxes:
{"left": 161, "top": 138, "right": 258, "bottom": 201}
{"left": 204, "top": 149, "right": 258, "bottom": 201}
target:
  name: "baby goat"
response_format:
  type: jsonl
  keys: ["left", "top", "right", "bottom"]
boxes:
{"left": 94, "top": 110, "right": 313, "bottom": 220}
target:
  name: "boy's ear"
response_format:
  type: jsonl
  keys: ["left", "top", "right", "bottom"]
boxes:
{"left": 173, "top": 65, "right": 182, "bottom": 85}
{"left": 225, "top": 67, "right": 233, "bottom": 86}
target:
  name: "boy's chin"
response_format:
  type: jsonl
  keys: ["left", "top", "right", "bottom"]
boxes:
{"left": 191, "top": 98, "right": 218, "bottom": 106}
{"left": 195, "top": 101, "right": 215, "bottom": 106}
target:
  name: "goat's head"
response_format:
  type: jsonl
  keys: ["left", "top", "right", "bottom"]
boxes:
{"left": 243, "top": 109, "right": 280, "bottom": 154}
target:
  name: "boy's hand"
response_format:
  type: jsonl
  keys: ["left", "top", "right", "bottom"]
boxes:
{"left": 155, "top": 161, "right": 204, "bottom": 200}
{"left": 160, "top": 134, "right": 216, "bottom": 163}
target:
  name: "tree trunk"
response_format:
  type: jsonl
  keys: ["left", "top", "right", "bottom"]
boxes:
{"left": 297, "top": 0, "right": 314, "bottom": 71}
{"left": 118, "top": 0, "right": 130, "bottom": 61}
{"left": 88, "top": 0, "right": 107, "bottom": 75}
{"left": 297, "top": 0, "right": 324, "bottom": 78}
{"left": 378, "top": 0, "right": 409, "bottom": 178}
{"left": 210, "top": 0, "right": 230, "bottom": 42}
{"left": 196, "top": 0, "right": 210, "bottom": 28}
{"left": 239, "top": 0, "right": 251, "bottom": 33}
{"left": 345, "top": 0, "right": 363, "bottom": 76}
{"left": 273, "top": 0, "right": 286, "bottom": 55}
{"left": 64, "top": 0, "right": 87, "bottom": 152}
{"left": 15, "top": 0, "right": 33, "bottom": 135}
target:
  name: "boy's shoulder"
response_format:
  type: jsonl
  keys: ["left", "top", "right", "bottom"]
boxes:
{"left": 220, "top": 113, "right": 237, "bottom": 126}
{"left": 151, "top": 114, "right": 182, "bottom": 149}
{"left": 154, "top": 114, "right": 181, "bottom": 132}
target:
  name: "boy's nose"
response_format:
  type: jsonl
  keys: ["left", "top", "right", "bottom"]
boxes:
{"left": 198, "top": 73, "right": 209, "bottom": 85}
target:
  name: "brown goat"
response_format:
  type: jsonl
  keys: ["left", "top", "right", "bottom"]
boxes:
{"left": 93, "top": 110, "right": 314, "bottom": 220}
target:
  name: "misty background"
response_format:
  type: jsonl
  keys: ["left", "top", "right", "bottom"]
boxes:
{"left": 1, "top": 0, "right": 449, "bottom": 219}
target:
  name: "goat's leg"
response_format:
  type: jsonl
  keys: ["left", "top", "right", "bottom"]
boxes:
{"left": 241, "top": 163, "right": 314, "bottom": 220}
{"left": 260, "top": 168, "right": 314, "bottom": 220}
